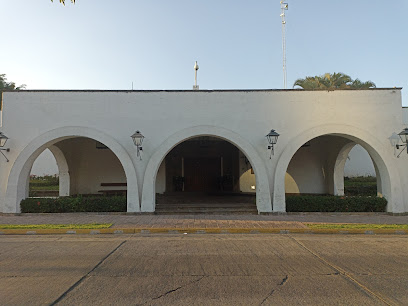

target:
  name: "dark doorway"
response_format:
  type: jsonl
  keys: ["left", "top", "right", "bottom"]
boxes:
{"left": 156, "top": 136, "right": 257, "bottom": 214}
{"left": 184, "top": 157, "right": 220, "bottom": 192}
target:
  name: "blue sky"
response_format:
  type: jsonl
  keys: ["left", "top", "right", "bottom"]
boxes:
{"left": 2, "top": 0, "right": 407, "bottom": 104}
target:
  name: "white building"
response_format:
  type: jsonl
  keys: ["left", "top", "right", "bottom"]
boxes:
{"left": 1, "top": 89, "right": 407, "bottom": 213}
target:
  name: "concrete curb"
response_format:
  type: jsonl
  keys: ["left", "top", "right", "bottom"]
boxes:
{"left": 0, "top": 228, "right": 406, "bottom": 235}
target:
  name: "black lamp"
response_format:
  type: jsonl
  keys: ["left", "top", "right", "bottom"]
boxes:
{"left": 396, "top": 128, "right": 408, "bottom": 158}
{"left": 131, "top": 130, "right": 144, "bottom": 159}
{"left": 266, "top": 129, "right": 279, "bottom": 158}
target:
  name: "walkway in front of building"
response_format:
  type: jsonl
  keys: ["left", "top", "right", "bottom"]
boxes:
{"left": 0, "top": 213, "right": 407, "bottom": 230}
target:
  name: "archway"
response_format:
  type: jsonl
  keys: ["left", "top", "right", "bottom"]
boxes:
{"left": 29, "top": 146, "right": 70, "bottom": 198}
{"left": 154, "top": 136, "right": 257, "bottom": 213}
{"left": 335, "top": 143, "right": 378, "bottom": 197}
{"left": 4, "top": 126, "right": 138, "bottom": 213}
{"left": 273, "top": 125, "right": 402, "bottom": 213}
{"left": 141, "top": 126, "right": 271, "bottom": 213}
{"left": 285, "top": 137, "right": 378, "bottom": 197}
{"left": 48, "top": 145, "right": 70, "bottom": 197}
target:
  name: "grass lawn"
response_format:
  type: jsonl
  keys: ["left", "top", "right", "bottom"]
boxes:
{"left": 30, "top": 185, "right": 59, "bottom": 191}
{"left": 307, "top": 223, "right": 408, "bottom": 230}
{"left": 344, "top": 176, "right": 377, "bottom": 196}
{"left": 0, "top": 223, "right": 113, "bottom": 229}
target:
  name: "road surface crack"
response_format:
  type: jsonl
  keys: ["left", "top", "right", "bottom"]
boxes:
{"left": 50, "top": 240, "right": 127, "bottom": 305}
{"left": 260, "top": 275, "right": 288, "bottom": 305}
{"left": 147, "top": 276, "right": 207, "bottom": 303}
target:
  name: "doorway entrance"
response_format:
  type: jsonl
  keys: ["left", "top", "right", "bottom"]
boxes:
{"left": 184, "top": 157, "right": 220, "bottom": 192}
{"left": 155, "top": 136, "right": 256, "bottom": 213}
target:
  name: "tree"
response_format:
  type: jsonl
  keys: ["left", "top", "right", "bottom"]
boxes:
{"left": 0, "top": 74, "right": 25, "bottom": 92}
{"left": 0, "top": 74, "right": 26, "bottom": 110}
{"left": 51, "top": 0, "right": 75, "bottom": 5}
{"left": 293, "top": 72, "right": 376, "bottom": 90}
{"left": 349, "top": 79, "right": 376, "bottom": 89}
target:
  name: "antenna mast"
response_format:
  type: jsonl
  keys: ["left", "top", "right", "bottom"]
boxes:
{"left": 193, "top": 61, "right": 199, "bottom": 90}
{"left": 280, "top": 1, "right": 288, "bottom": 89}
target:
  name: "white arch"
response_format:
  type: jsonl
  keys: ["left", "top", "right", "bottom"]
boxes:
{"left": 273, "top": 124, "right": 403, "bottom": 213}
{"left": 333, "top": 142, "right": 356, "bottom": 196}
{"left": 4, "top": 126, "right": 139, "bottom": 213}
{"left": 48, "top": 145, "right": 70, "bottom": 197}
{"left": 141, "top": 125, "right": 272, "bottom": 213}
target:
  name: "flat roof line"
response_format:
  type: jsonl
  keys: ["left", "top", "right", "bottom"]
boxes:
{"left": 3, "top": 88, "right": 403, "bottom": 93}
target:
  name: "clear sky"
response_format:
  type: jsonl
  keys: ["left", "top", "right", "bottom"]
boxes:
{"left": 1, "top": 0, "right": 407, "bottom": 105}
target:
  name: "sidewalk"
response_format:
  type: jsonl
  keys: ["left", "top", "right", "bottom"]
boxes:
{"left": 0, "top": 212, "right": 407, "bottom": 235}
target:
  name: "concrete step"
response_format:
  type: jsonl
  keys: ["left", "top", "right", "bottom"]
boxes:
{"left": 155, "top": 203, "right": 258, "bottom": 214}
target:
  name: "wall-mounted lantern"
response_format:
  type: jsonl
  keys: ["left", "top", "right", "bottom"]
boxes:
{"left": 396, "top": 128, "right": 408, "bottom": 158}
{"left": 131, "top": 130, "right": 144, "bottom": 160}
{"left": 0, "top": 132, "right": 10, "bottom": 162}
{"left": 266, "top": 129, "right": 279, "bottom": 158}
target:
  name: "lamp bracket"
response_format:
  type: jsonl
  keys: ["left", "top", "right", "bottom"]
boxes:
{"left": 0, "top": 150, "right": 9, "bottom": 162}
{"left": 267, "top": 145, "right": 275, "bottom": 158}
{"left": 396, "top": 143, "right": 407, "bottom": 158}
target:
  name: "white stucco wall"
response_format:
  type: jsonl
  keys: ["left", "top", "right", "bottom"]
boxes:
{"left": 56, "top": 138, "right": 126, "bottom": 194}
{"left": 0, "top": 89, "right": 406, "bottom": 213}
{"left": 403, "top": 107, "right": 408, "bottom": 125}
{"left": 285, "top": 141, "right": 327, "bottom": 194}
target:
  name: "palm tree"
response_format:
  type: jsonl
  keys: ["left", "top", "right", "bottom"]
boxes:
{"left": 293, "top": 73, "right": 376, "bottom": 90}
{"left": 349, "top": 79, "right": 376, "bottom": 89}
{"left": 293, "top": 76, "right": 326, "bottom": 90}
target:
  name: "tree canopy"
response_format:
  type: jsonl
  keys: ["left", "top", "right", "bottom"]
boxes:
{"left": 51, "top": 0, "right": 75, "bottom": 5}
{"left": 0, "top": 74, "right": 26, "bottom": 110}
{"left": 0, "top": 74, "right": 25, "bottom": 92}
{"left": 293, "top": 73, "right": 376, "bottom": 90}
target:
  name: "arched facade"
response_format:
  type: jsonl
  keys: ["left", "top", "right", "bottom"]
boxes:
{"left": 1, "top": 89, "right": 406, "bottom": 214}
{"left": 273, "top": 124, "right": 403, "bottom": 213}
{"left": 141, "top": 125, "right": 272, "bottom": 213}
{"left": 4, "top": 126, "right": 139, "bottom": 213}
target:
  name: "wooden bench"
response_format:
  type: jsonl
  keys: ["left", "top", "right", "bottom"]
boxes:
{"left": 98, "top": 183, "right": 127, "bottom": 196}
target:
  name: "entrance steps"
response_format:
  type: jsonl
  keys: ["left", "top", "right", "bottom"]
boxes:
{"left": 155, "top": 203, "right": 258, "bottom": 214}
{"left": 155, "top": 192, "right": 257, "bottom": 214}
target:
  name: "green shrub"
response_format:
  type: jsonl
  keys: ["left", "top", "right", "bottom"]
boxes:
{"left": 286, "top": 195, "right": 387, "bottom": 212}
{"left": 20, "top": 196, "right": 126, "bottom": 213}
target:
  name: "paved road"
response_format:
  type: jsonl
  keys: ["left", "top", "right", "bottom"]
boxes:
{"left": 1, "top": 234, "right": 407, "bottom": 305}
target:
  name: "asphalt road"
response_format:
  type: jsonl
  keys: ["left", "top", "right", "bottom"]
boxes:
{"left": 1, "top": 234, "right": 407, "bottom": 305}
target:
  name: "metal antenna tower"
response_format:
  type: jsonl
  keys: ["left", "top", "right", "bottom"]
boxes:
{"left": 280, "top": 1, "right": 288, "bottom": 89}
